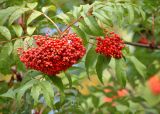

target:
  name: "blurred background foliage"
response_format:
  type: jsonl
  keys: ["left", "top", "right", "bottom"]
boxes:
{"left": 0, "top": 0, "right": 160, "bottom": 114}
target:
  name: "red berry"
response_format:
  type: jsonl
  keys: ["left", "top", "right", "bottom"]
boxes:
{"left": 95, "top": 32, "right": 125, "bottom": 59}
{"left": 148, "top": 75, "right": 160, "bottom": 95}
{"left": 138, "top": 37, "right": 149, "bottom": 44}
{"left": 18, "top": 33, "right": 86, "bottom": 76}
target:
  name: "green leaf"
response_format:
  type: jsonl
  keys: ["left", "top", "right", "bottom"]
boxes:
{"left": 49, "top": 76, "right": 65, "bottom": 103}
{"left": 93, "top": 11, "right": 111, "bottom": 26}
{"left": 0, "top": 6, "right": 20, "bottom": 25}
{"left": 79, "top": 20, "right": 93, "bottom": 35}
{"left": 27, "top": 26, "right": 36, "bottom": 35}
{"left": 27, "top": 11, "right": 42, "bottom": 25}
{"left": 129, "top": 56, "right": 146, "bottom": 78}
{"left": 115, "top": 59, "right": 126, "bottom": 87}
{"left": 83, "top": 16, "right": 103, "bottom": 36}
{"left": 0, "top": 0, "right": 6, "bottom": 4}
{"left": 0, "top": 26, "right": 11, "bottom": 40}
{"left": 126, "top": 5, "right": 134, "bottom": 23}
{"left": 42, "top": 5, "right": 56, "bottom": 13}
{"left": 139, "top": 7, "right": 145, "bottom": 20}
{"left": 81, "top": 4, "right": 92, "bottom": 16}
{"left": 16, "top": 79, "right": 37, "bottom": 102}
{"left": 14, "top": 39, "right": 24, "bottom": 51}
{"left": 27, "top": 2, "right": 38, "bottom": 9}
{"left": 96, "top": 55, "right": 111, "bottom": 83}
{"left": 64, "top": 72, "right": 72, "bottom": 88}
{"left": 0, "top": 42, "right": 13, "bottom": 57}
{"left": 40, "top": 81, "right": 54, "bottom": 108}
{"left": 0, "top": 88, "right": 15, "bottom": 99}
{"left": 49, "top": 76, "right": 64, "bottom": 92}
{"left": 56, "top": 13, "right": 70, "bottom": 24}
{"left": 13, "top": 39, "right": 24, "bottom": 58}
{"left": 9, "top": 8, "right": 30, "bottom": 25}
{"left": 31, "top": 84, "right": 41, "bottom": 103}
{"left": 72, "top": 6, "right": 82, "bottom": 18}
{"left": 12, "top": 24, "right": 23, "bottom": 37}
{"left": 92, "top": 95, "right": 99, "bottom": 108}
{"left": 131, "top": 96, "right": 145, "bottom": 103}
{"left": 85, "top": 47, "right": 98, "bottom": 76}
{"left": 23, "top": 36, "right": 34, "bottom": 50}
{"left": 0, "top": 57, "right": 12, "bottom": 74}
{"left": 71, "top": 26, "right": 87, "bottom": 45}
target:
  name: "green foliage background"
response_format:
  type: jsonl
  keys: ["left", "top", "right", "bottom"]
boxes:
{"left": 0, "top": 0, "right": 160, "bottom": 114}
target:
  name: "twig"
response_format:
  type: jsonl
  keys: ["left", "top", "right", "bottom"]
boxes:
{"left": 0, "top": 36, "right": 27, "bottom": 44}
{"left": 41, "top": 12, "right": 62, "bottom": 35}
{"left": 61, "top": 16, "right": 83, "bottom": 36}
{"left": 152, "top": 14, "right": 155, "bottom": 40}
{"left": 124, "top": 41, "right": 160, "bottom": 49}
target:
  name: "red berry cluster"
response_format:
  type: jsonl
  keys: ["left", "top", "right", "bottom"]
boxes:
{"left": 96, "top": 32, "right": 125, "bottom": 59}
{"left": 148, "top": 75, "right": 160, "bottom": 95}
{"left": 18, "top": 33, "right": 86, "bottom": 76}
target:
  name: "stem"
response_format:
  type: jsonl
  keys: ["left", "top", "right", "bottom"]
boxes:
{"left": 41, "top": 12, "right": 62, "bottom": 35}
{"left": 152, "top": 14, "right": 155, "bottom": 41}
{"left": 124, "top": 41, "right": 160, "bottom": 49}
{"left": 61, "top": 16, "right": 83, "bottom": 35}
{"left": 0, "top": 36, "right": 27, "bottom": 44}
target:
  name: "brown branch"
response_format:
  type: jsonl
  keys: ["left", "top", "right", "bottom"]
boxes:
{"left": 124, "top": 41, "right": 160, "bottom": 49}
{"left": 152, "top": 14, "right": 155, "bottom": 40}
{"left": 61, "top": 16, "right": 83, "bottom": 36}
{"left": 42, "top": 12, "right": 62, "bottom": 35}
{"left": 0, "top": 36, "right": 27, "bottom": 44}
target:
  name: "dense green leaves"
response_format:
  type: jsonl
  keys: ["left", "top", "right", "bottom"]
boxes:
{"left": 96, "top": 55, "right": 111, "bottom": 83}
{"left": 12, "top": 24, "right": 23, "bottom": 37}
{"left": 115, "top": 59, "right": 127, "bottom": 87}
{"left": 40, "top": 81, "right": 54, "bottom": 108}
{"left": 0, "top": 26, "right": 11, "bottom": 40}
{"left": 0, "top": 42, "right": 13, "bottom": 56}
{"left": 129, "top": 56, "right": 146, "bottom": 78}
{"left": 31, "top": 84, "right": 41, "bottom": 103}
{"left": 27, "top": 2, "right": 38, "bottom": 9}
{"left": 27, "top": 11, "right": 42, "bottom": 25}
{"left": 83, "top": 16, "right": 103, "bottom": 36}
{"left": 71, "top": 26, "right": 87, "bottom": 45}
{"left": 0, "top": 6, "right": 19, "bottom": 25}
{"left": 27, "top": 26, "right": 36, "bottom": 35}
{"left": 0, "top": 0, "right": 159, "bottom": 113}
{"left": 42, "top": 5, "right": 56, "bottom": 13}
{"left": 9, "top": 8, "right": 30, "bottom": 25}
{"left": 0, "top": 88, "right": 15, "bottom": 99}
{"left": 85, "top": 47, "right": 98, "bottom": 76}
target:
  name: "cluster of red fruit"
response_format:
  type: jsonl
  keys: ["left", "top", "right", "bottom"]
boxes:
{"left": 103, "top": 88, "right": 128, "bottom": 106}
{"left": 96, "top": 32, "right": 125, "bottom": 59}
{"left": 148, "top": 75, "right": 160, "bottom": 95}
{"left": 18, "top": 33, "right": 86, "bottom": 76}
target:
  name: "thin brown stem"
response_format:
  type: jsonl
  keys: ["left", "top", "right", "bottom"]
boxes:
{"left": 124, "top": 41, "right": 160, "bottom": 49}
{"left": 61, "top": 16, "right": 83, "bottom": 36}
{"left": 41, "top": 12, "right": 62, "bottom": 35}
{"left": 152, "top": 14, "right": 155, "bottom": 40}
{"left": 0, "top": 36, "right": 27, "bottom": 44}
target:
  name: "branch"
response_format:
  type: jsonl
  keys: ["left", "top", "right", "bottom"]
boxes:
{"left": 61, "top": 16, "right": 83, "bottom": 36}
{"left": 124, "top": 41, "right": 160, "bottom": 49}
{"left": 0, "top": 36, "right": 27, "bottom": 44}
{"left": 41, "top": 12, "right": 62, "bottom": 35}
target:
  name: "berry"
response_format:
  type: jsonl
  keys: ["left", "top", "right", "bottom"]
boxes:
{"left": 103, "top": 88, "right": 128, "bottom": 106}
{"left": 138, "top": 37, "right": 149, "bottom": 44}
{"left": 18, "top": 33, "right": 86, "bottom": 76}
{"left": 96, "top": 32, "right": 125, "bottom": 59}
{"left": 148, "top": 75, "right": 160, "bottom": 95}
